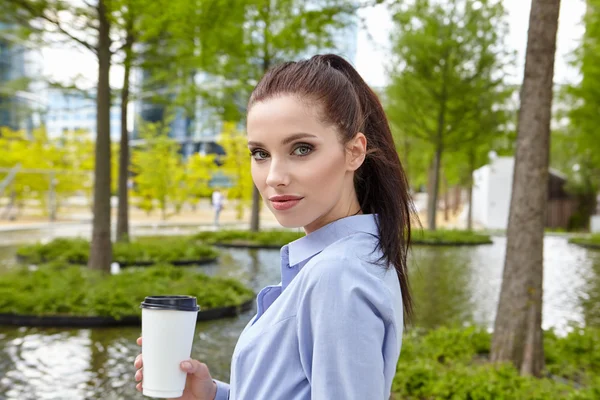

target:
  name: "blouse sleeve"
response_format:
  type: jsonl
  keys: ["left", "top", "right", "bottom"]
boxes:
{"left": 295, "top": 257, "right": 397, "bottom": 400}
{"left": 212, "top": 379, "right": 230, "bottom": 400}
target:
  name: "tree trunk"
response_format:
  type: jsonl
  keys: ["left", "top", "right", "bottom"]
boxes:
{"left": 88, "top": 0, "right": 113, "bottom": 272}
{"left": 250, "top": 185, "right": 260, "bottom": 232}
{"left": 427, "top": 145, "right": 442, "bottom": 230}
{"left": 491, "top": 0, "right": 560, "bottom": 377}
{"left": 467, "top": 182, "right": 473, "bottom": 230}
{"left": 250, "top": 5, "right": 272, "bottom": 233}
{"left": 117, "top": 31, "right": 133, "bottom": 243}
{"left": 467, "top": 149, "right": 475, "bottom": 231}
{"left": 443, "top": 174, "right": 449, "bottom": 222}
{"left": 427, "top": 59, "right": 448, "bottom": 231}
{"left": 453, "top": 186, "right": 461, "bottom": 215}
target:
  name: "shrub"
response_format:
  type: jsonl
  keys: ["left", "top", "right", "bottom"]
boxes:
{"left": 16, "top": 237, "right": 219, "bottom": 265}
{"left": 0, "top": 264, "right": 254, "bottom": 319}
{"left": 392, "top": 326, "right": 600, "bottom": 399}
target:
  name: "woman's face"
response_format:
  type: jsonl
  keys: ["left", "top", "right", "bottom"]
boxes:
{"left": 247, "top": 95, "right": 366, "bottom": 233}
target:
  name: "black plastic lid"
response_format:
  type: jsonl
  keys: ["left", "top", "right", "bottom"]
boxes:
{"left": 140, "top": 296, "right": 200, "bottom": 312}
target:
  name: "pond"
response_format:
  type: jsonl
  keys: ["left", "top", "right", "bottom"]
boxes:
{"left": 0, "top": 234, "right": 599, "bottom": 399}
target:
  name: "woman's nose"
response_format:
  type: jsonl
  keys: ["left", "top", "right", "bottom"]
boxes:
{"left": 265, "top": 159, "right": 290, "bottom": 187}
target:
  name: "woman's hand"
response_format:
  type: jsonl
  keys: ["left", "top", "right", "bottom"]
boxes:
{"left": 134, "top": 337, "right": 218, "bottom": 400}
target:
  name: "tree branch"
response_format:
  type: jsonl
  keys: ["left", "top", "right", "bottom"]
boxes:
{"left": 6, "top": 0, "right": 97, "bottom": 53}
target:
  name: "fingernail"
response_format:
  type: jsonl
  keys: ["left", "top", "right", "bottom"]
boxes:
{"left": 181, "top": 361, "right": 192, "bottom": 370}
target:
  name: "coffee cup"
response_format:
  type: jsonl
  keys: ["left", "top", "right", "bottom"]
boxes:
{"left": 140, "top": 295, "right": 200, "bottom": 398}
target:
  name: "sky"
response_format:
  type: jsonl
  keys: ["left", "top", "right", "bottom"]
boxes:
{"left": 41, "top": 0, "right": 587, "bottom": 90}
{"left": 355, "top": 0, "right": 587, "bottom": 88}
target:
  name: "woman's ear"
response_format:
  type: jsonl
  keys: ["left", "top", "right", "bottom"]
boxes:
{"left": 346, "top": 132, "right": 367, "bottom": 172}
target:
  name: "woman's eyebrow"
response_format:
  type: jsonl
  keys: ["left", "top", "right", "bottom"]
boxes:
{"left": 281, "top": 132, "right": 317, "bottom": 145}
{"left": 248, "top": 133, "right": 318, "bottom": 148}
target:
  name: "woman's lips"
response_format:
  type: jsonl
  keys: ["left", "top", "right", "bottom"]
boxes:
{"left": 269, "top": 195, "right": 303, "bottom": 211}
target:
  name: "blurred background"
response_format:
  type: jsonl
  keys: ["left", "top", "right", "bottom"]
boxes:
{"left": 1, "top": 0, "right": 599, "bottom": 399}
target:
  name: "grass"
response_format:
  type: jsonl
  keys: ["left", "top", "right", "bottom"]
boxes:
{"left": 16, "top": 237, "right": 220, "bottom": 266}
{"left": 569, "top": 234, "right": 600, "bottom": 249}
{"left": 412, "top": 229, "right": 493, "bottom": 245}
{"left": 0, "top": 263, "right": 254, "bottom": 319}
{"left": 194, "top": 230, "right": 305, "bottom": 247}
{"left": 392, "top": 326, "right": 600, "bottom": 399}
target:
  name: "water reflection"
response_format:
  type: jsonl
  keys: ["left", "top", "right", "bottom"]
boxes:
{"left": 578, "top": 247, "right": 600, "bottom": 327}
{"left": 409, "top": 245, "right": 475, "bottom": 329}
{"left": 0, "top": 235, "right": 598, "bottom": 399}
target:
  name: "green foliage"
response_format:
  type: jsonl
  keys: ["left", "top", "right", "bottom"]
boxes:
{"left": 16, "top": 236, "right": 219, "bottom": 265}
{"left": 413, "top": 229, "right": 493, "bottom": 245}
{"left": 195, "top": 0, "right": 357, "bottom": 122}
{"left": 392, "top": 326, "right": 600, "bottom": 399}
{"left": 217, "top": 122, "right": 254, "bottom": 219}
{"left": 386, "top": 0, "right": 514, "bottom": 223}
{"left": 0, "top": 127, "right": 93, "bottom": 214}
{"left": 194, "top": 229, "right": 305, "bottom": 247}
{"left": 569, "top": 235, "right": 600, "bottom": 249}
{"left": 113, "top": 237, "right": 219, "bottom": 264}
{"left": 563, "top": 0, "right": 600, "bottom": 197}
{"left": 186, "top": 152, "right": 217, "bottom": 203}
{"left": 0, "top": 264, "right": 254, "bottom": 319}
{"left": 131, "top": 120, "right": 187, "bottom": 219}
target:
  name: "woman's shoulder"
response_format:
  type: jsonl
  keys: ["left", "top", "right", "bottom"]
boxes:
{"left": 310, "top": 232, "right": 386, "bottom": 275}
{"left": 301, "top": 232, "right": 399, "bottom": 296}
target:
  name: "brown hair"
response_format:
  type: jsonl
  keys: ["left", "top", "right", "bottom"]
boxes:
{"left": 248, "top": 54, "right": 415, "bottom": 323}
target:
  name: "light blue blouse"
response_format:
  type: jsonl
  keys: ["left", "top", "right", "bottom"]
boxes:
{"left": 214, "top": 214, "right": 404, "bottom": 399}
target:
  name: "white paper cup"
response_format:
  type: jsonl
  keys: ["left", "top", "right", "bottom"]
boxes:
{"left": 141, "top": 295, "right": 199, "bottom": 398}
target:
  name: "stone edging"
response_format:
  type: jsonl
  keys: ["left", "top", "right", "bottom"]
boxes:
{"left": 214, "top": 240, "right": 493, "bottom": 249}
{"left": 0, "top": 298, "right": 254, "bottom": 328}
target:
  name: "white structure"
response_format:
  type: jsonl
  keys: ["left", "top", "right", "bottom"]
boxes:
{"left": 592, "top": 194, "right": 600, "bottom": 233}
{"left": 471, "top": 156, "right": 516, "bottom": 230}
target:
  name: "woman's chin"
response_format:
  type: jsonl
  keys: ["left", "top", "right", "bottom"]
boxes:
{"left": 273, "top": 214, "right": 307, "bottom": 229}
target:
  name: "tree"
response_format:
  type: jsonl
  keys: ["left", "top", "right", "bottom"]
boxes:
{"left": 559, "top": 0, "right": 600, "bottom": 226}
{"left": 442, "top": 84, "right": 515, "bottom": 229}
{"left": 186, "top": 153, "right": 217, "bottom": 208}
{"left": 131, "top": 120, "right": 186, "bottom": 220}
{"left": 199, "top": 0, "right": 356, "bottom": 231}
{"left": 491, "top": 0, "right": 561, "bottom": 377}
{"left": 387, "top": 0, "right": 511, "bottom": 230}
{"left": 2, "top": 0, "right": 113, "bottom": 271}
{"left": 0, "top": 127, "right": 92, "bottom": 219}
{"left": 218, "top": 122, "right": 253, "bottom": 220}
{"left": 112, "top": 0, "right": 169, "bottom": 242}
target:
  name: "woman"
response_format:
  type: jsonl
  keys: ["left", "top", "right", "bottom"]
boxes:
{"left": 134, "top": 54, "right": 415, "bottom": 400}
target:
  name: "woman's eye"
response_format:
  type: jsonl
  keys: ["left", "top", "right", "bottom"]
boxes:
{"left": 251, "top": 150, "right": 269, "bottom": 160}
{"left": 292, "top": 145, "right": 312, "bottom": 156}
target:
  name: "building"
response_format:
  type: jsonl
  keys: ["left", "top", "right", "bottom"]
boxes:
{"left": 45, "top": 88, "right": 122, "bottom": 140}
{"left": 0, "top": 23, "right": 45, "bottom": 133}
{"left": 471, "top": 156, "right": 578, "bottom": 230}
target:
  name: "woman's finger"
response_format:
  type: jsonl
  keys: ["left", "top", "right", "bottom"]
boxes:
{"left": 136, "top": 382, "right": 143, "bottom": 392}
{"left": 135, "top": 368, "right": 143, "bottom": 382}
{"left": 134, "top": 354, "right": 143, "bottom": 369}
{"left": 136, "top": 337, "right": 142, "bottom": 346}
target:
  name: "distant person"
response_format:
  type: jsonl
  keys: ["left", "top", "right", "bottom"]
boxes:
{"left": 134, "top": 54, "right": 416, "bottom": 399}
{"left": 211, "top": 189, "right": 224, "bottom": 227}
